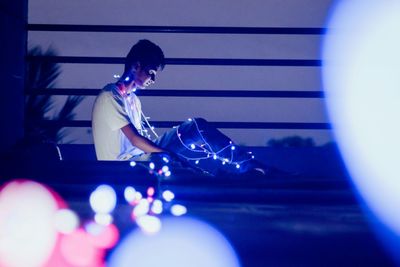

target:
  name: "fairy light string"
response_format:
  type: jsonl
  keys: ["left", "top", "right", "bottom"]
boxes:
{"left": 174, "top": 118, "right": 255, "bottom": 169}
{"left": 113, "top": 74, "right": 255, "bottom": 170}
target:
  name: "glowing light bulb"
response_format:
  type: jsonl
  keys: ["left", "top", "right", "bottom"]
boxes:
{"left": 149, "top": 162, "right": 155, "bottom": 170}
{"left": 162, "top": 157, "right": 169, "bottom": 163}
{"left": 113, "top": 74, "right": 120, "bottom": 78}
{"left": 54, "top": 209, "right": 80, "bottom": 234}
{"left": 165, "top": 171, "right": 172, "bottom": 177}
{"left": 162, "top": 166, "right": 169, "bottom": 173}
{"left": 188, "top": 118, "right": 192, "bottom": 121}
{"left": 151, "top": 200, "right": 163, "bottom": 215}
{"left": 171, "top": 204, "right": 187, "bottom": 216}
{"left": 130, "top": 161, "right": 136, "bottom": 167}
{"left": 231, "top": 146, "right": 236, "bottom": 151}
{"left": 133, "top": 199, "right": 150, "bottom": 218}
{"left": 190, "top": 144, "right": 196, "bottom": 149}
{"left": 135, "top": 192, "right": 143, "bottom": 201}
{"left": 136, "top": 215, "right": 162, "bottom": 234}
{"left": 124, "top": 76, "right": 130, "bottom": 82}
{"left": 124, "top": 186, "right": 136, "bottom": 203}
{"left": 89, "top": 185, "right": 117, "bottom": 214}
{"left": 195, "top": 160, "right": 200, "bottom": 164}
{"left": 147, "top": 187, "right": 155, "bottom": 197}
{"left": 235, "top": 164, "right": 240, "bottom": 169}
{"left": 213, "top": 154, "right": 217, "bottom": 160}
{"left": 162, "top": 190, "right": 175, "bottom": 202}
{"left": 0, "top": 181, "right": 59, "bottom": 267}
{"left": 95, "top": 213, "right": 113, "bottom": 226}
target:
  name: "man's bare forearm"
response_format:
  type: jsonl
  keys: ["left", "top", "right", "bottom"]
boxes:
{"left": 121, "top": 124, "right": 164, "bottom": 153}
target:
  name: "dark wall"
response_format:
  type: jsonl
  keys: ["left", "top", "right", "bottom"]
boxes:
{"left": 0, "top": 0, "right": 27, "bottom": 153}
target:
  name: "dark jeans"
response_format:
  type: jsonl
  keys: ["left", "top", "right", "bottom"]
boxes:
{"left": 155, "top": 118, "right": 255, "bottom": 174}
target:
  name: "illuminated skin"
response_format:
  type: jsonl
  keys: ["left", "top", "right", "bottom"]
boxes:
{"left": 118, "top": 63, "right": 164, "bottom": 153}
{"left": 133, "top": 65, "right": 157, "bottom": 89}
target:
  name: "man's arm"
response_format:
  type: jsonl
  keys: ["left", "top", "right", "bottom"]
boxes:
{"left": 121, "top": 123, "right": 164, "bottom": 153}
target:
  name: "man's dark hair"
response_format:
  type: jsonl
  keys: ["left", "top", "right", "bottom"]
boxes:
{"left": 125, "top": 39, "right": 165, "bottom": 73}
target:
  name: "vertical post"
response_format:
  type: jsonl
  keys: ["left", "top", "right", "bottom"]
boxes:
{"left": 0, "top": 0, "right": 27, "bottom": 154}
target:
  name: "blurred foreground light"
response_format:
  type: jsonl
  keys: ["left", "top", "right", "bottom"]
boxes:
{"left": 124, "top": 186, "right": 136, "bottom": 204}
{"left": 162, "top": 165, "right": 169, "bottom": 173}
{"left": 136, "top": 215, "right": 162, "bottom": 234}
{"left": 146, "top": 187, "right": 155, "bottom": 197}
{"left": 132, "top": 199, "right": 150, "bottom": 218}
{"left": 323, "top": 0, "right": 400, "bottom": 261}
{"left": 0, "top": 180, "right": 59, "bottom": 267}
{"left": 151, "top": 199, "right": 163, "bottom": 215}
{"left": 89, "top": 185, "right": 117, "bottom": 214}
{"left": 87, "top": 223, "right": 120, "bottom": 249}
{"left": 134, "top": 191, "right": 143, "bottom": 202}
{"left": 60, "top": 228, "right": 100, "bottom": 267}
{"left": 162, "top": 190, "right": 175, "bottom": 202}
{"left": 54, "top": 209, "right": 79, "bottom": 234}
{"left": 171, "top": 204, "right": 187, "bottom": 216}
{"left": 94, "top": 213, "right": 113, "bottom": 226}
{"left": 108, "top": 217, "right": 240, "bottom": 267}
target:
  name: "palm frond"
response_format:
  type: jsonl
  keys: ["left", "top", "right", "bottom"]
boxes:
{"left": 57, "top": 96, "right": 85, "bottom": 121}
{"left": 26, "top": 46, "right": 61, "bottom": 91}
{"left": 52, "top": 96, "right": 85, "bottom": 141}
{"left": 24, "top": 46, "right": 85, "bottom": 143}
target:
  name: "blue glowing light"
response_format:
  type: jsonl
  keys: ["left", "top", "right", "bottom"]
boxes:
{"left": 124, "top": 186, "right": 136, "bottom": 203}
{"left": 162, "top": 166, "right": 169, "bottom": 173}
{"left": 108, "top": 217, "right": 240, "bottom": 267}
{"left": 89, "top": 185, "right": 117, "bottom": 214}
{"left": 171, "top": 204, "right": 187, "bottom": 216}
{"left": 149, "top": 162, "right": 155, "bottom": 170}
{"left": 162, "top": 190, "right": 175, "bottom": 202}
{"left": 129, "top": 161, "right": 136, "bottom": 167}
{"left": 323, "top": 0, "right": 400, "bottom": 261}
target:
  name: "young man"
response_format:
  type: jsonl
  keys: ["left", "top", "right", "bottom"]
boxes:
{"left": 92, "top": 39, "right": 266, "bottom": 175}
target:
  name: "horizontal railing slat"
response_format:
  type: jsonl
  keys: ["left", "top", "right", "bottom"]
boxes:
{"left": 26, "top": 24, "right": 328, "bottom": 132}
{"left": 26, "top": 89, "right": 324, "bottom": 98}
{"left": 27, "top": 24, "right": 326, "bottom": 35}
{"left": 37, "top": 120, "right": 331, "bottom": 129}
{"left": 26, "top": 56, "right": 321, "bottom": 66}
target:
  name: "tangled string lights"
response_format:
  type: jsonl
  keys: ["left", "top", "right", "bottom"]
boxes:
{"left": 175, "top": 118, "right": 255, "bottom": 170}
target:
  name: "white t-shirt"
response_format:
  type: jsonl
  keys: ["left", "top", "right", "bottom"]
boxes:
{"left": 92, "top": 83, "right": 144, "bottom": 160}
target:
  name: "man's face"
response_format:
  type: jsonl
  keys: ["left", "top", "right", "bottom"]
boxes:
{"left": 134, "top": 65, "right": 158, "bottom": 89}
